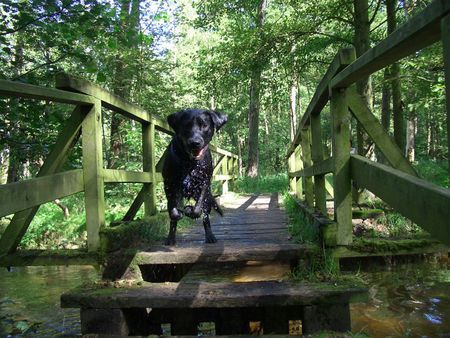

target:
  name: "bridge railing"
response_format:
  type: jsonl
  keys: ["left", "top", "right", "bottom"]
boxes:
{"left": 0, "top": 75, "right": 238, "bottom": 265}
{"left": 287, "top": 0, "right": 450, "bottom": 247}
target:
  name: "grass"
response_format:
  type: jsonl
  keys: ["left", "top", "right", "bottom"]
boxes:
{"left": 283, "top": 192, "right": 319, "bottom": 244}
{"left": 232, "top": 173, "right": 288, "bottom": 194}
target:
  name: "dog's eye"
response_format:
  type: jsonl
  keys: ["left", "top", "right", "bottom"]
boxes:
{"left": 199, "top": 121, "right": 207, "bottom": 129}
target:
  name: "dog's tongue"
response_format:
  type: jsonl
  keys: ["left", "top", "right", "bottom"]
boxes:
{"left": 193, "top": 146, "right": 207, "bottom": 160}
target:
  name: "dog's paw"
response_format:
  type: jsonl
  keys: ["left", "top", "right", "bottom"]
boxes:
{"left": 205, "top": 233, "right": 217, "bottom": 244}
{"left": 184, "top": 205, "right": 201, "bottom": 219}
{"left": 169, "top": 208, "right": 183, "bottom": 221}
{"left": 165, "top": 235, "right": 176, "bottom": 246}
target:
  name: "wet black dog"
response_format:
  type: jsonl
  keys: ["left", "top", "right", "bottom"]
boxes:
{"left": 162, "top": 108, "right": 227, "bottom": 245}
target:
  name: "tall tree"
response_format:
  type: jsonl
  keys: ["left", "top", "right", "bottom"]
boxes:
{"left": 247, "top": 0, "right": 268, "bottom": 177}
{"left": 387, "top": 0, "right": 405, "bottom": 154}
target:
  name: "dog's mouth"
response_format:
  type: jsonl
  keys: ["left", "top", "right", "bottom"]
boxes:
{"left": 191, "top": 145, "right": 208, "bottom": 160}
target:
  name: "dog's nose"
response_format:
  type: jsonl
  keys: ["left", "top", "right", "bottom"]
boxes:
{"left": 188, "top": 138, "right": 203, "bottom": 148}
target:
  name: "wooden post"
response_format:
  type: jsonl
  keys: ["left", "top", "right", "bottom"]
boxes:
{"left": 289, "top": 152, "right": 297, "bottom": 193}
{"left": 442, "top": 14, "right": 450, "bottom": 186}
{"left": 311, "top": 113, "right": 327, "bottom": 214}
{"left": 143, "top": 121, "right": 157, "bottom": 216}
{"left": 82, "top": 100, "right": 105, "bottom": 251}
{"left": 222, "top": 155, "right": 229, "bottom": 194}
{"left": 300, "top": 127, "right": 314, "bottom": 207}
{"left": 295, "top": 146, "right": 303, "bottom": 199}
{"left": 330, "top": 87, "right": 352, "bottom": 245}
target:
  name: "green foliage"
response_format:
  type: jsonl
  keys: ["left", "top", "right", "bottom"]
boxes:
{"left": 283, "top": 192, "right": 319, "bottom": 244}
{"left": 233, "top": 173, "right": 288, "bottom": 194}
{"left": 414, "top": 159, "right": 448, "bottom": 188}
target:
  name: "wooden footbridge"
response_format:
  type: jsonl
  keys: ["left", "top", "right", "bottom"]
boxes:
{"left": 1, "top": 0, "right": 450, "bottom": 336}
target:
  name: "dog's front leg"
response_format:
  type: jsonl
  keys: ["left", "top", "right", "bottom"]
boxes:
{"left": 184, "top": 184, "right": 208, "bottom": 219}
{"left": 166, "top": 191, "right": 183, "bottom": 246}
{"left": 203, "top": 213, "right": 217, "bottom": 244}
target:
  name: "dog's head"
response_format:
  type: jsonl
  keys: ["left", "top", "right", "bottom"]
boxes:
{"left": 167, "top": 109, "right": 227, "bottom": 161}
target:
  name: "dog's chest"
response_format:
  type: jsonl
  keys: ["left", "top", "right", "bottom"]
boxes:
{"left": 181, "top": 163, "right": 208, "bottom": 198}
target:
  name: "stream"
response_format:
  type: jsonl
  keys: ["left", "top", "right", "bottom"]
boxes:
{"left": 0, "top": 258, "right": 449, "bottom": 337}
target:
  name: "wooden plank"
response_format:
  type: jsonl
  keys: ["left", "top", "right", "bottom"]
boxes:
{"left": 287, "top": 47, "right": 356, "bottom": 157}
{"left": 300, "top": 128, "right": 314, "bottom": 206}
{"left": 0, "top": 79, "right": 95, "bottom": 105}
{"left": 295, "top": 146, "right": 303, "bottom": 199}
{"left": 213, "top": 174, "right": 235, "bottom": 181}
{"left": 213, "top": 155, "right": 226, "bottom": 175}
{"left": 331, "top": 88, "right": 353, "bottom": 245}
{"left": 0, "top": 169, "right": 83, "bottom": 218}
{"left": 61, "top": 280, "right": 365, "bottom": 309}
{"left": 347, "top": 87, "right": 417, "bottom": 176}
{"left": 121, "top": 187, "right": 146, "bottom": 222}
{"left": 331, "top": 1, "right": 450, "bottom": 89}
{"left": 0, "top": 249, "right": 99, "bottom": 267}
{"left": 289, "top": 158, "right": 333, "bottom": 178}
{"left": 442, "top": 14, "right": 450, "bottom": 185}
{"left": 55, "top": 73, "right": 171, "bottom": 132}
{"left": 143, "top": 121, "right": 158, "bottom": 216}
{"left": 350, "top": 155, "right": 450, "bottom": 245}
{"left": 0, "top": 106, "right": 85, "bottom": 255}
{"left": 103, "top": 169, "right": 152, "bottom": 183}
{"left": 288, "top": 152, "right": 297, "bottom": 193}
{"left": 210, "top": 144, "right": 239, "bottom": 159}
{"left": 82, "top": 101, "right": 105, "bottom": 251}
{"left": 133, "top": 243, "right": 316, "bottom": 265}
{"left": 310, "top": 113, "right": 327, "bottom": 214}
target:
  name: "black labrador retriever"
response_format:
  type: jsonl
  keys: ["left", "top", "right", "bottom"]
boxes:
{"left": 162, "top": 108, "right": 227, "bottom": 245}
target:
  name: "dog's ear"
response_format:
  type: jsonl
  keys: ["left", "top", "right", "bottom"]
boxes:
{"left": 208, "top": 110, "right": 228, "bottom": 131}
{"left": 167, "top": 111, "right": 183, "bottom": 132}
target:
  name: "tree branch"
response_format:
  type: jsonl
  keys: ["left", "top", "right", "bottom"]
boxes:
{"left": 369, "top": 0, "right": 383, "bottom": 24}
{"left": 12, "top": 52, "right": 70, "bottom": 80}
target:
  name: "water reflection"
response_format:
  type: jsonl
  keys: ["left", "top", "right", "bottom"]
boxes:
{"left": 350, "top": 261, "right": 450, "bottom": 337}
{"left": 0, "top": 265, "right": 99, "bottom": 336}
{"left": 0, "top": 261, "right": 449, "bottom": 337}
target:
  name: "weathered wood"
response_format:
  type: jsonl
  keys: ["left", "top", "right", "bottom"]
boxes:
{"left": 0, "top": 79, "right": 95, "bottom": 105}
{"left": 133, "top": 243, "right": 316, "bottom": 265}
{"left": 331, "top": 1, "right": 450, "bottom": 89}
{"left": 289, "top": 152, "right": 297, "bottom": 193}
{"left": 102, "top": 169, "right": 152, "bottom": 183}
{"left": 142, "top": 122, "right": 158, "bottom": 216}
{"left": 82, "top": 101, "right": 105, "bottom": 251}
{"left": 210, "top": 144, "right": 239, "bottom": 159}
{"left": 310, "top": 113, "right": 327, "bottom": 214}
{"left": 213, "top": 155, "right": 226, "bottom": 175}
{"left": 80, "top": 308, "right": 130, "bottom": 336}
{"left": 350, "top": 155, "right": 450, "bottom": 245}
{"left": 287, "top": 47, "right": 356, "bottom": 157}
{"left": 331, "top": 238, "right": 448, "bottom": 258}
{"left": 121, "top": 187, "right": 146, "bottom": 222}
{"left": 0, "top": 169, "right": 83, "bottom": 218}
{"left": 331, "top": 88, "right": 353, "bottom": 245}
{"left": 295, "top": 147, "right": 303, "bottom": 199}
{"left": 442, "top": 14, "right": 450, "bottom": 185}
{"left": 0, "top": 106, "right": 85, "bottom": 255}
{"left": 213, "top": 174, "right": 235, "bottom": 181}
{"left": 347, "top": 87, "right": 417, "bottom": 176}
{"left": 61, "top": 280, "right": 365, "bottom": 309}
{"left": 56, "top": 73, "right": 170, "bottom": 133}
{"left": 300, "top": 128, "right": 314, "bottom": 206}
{"left": 289, "top": 158, "right": 333, "bottom": 178}
{"left": 0, "top": 249, "right": 99, "bottom": 267}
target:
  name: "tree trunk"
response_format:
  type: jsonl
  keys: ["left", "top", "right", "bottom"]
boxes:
{"left": 387, "top": 0, "right": 405, "bottom": 153}
{"left": 108, "top": 0, "right": 140, "bottom": 169}
{"left": 354, "top": 0, "right": 372, "bottom": 156}
{"left": 247, "top": 68, "right": 261, "bottom": 177}
{"left": 405, "top": 113, "right": 417, "bottom": 162}
{"left": 246, "top": 0, "right": 267, "bottom": 177}
{"left": 378, "top": 67, "right": 391, "bottom": 163}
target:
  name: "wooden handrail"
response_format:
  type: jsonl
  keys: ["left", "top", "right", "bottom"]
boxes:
{"left": 331, "top": 0, "right": 450, "bottom": 89}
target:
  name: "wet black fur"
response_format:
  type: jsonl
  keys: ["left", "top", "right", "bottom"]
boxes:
{"left": 162, "top": 108, "right": 227, "bottom": 245}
